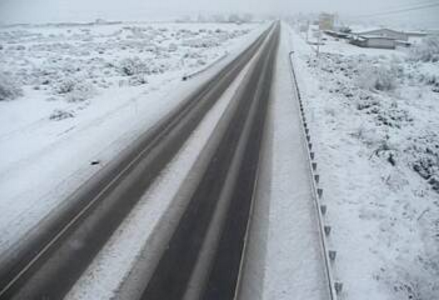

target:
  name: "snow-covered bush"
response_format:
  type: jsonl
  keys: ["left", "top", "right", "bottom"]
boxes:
{"left": 350, "top": 125, "right": 386, "bottom": 148}
{"left": 416, "top": 71, "right": 439, "bottom": 90}
{"left": 55, "top": 78, "right": 77, "bottom": 94}
{"left": 407, "top": 134, "right": 439, "bottom": 192}
{"left": 183, "top": 38, "right": 221, "bottom": 48}
{"left": 409, "top": 35, "right": 439, "bottom": 62}
{"left": 168, "top": 43, "right": 178, "bottom": 52}
{"left": 65, "top": 87, "right": 95, "bottom": 102}
{"left": 357, "top": 63, "right": 398, "bottom": 92}
{"left": 54, "top": 77, "right": 96, "bottom": 102}
{"left": 0, "top": 73, "right": 23, "bottom": 101}
{"left": 127, "top": 74, "right": 148, "bottom": 86}
{"left": 49, "top": 109, "right": 75, "bottom": 121}
{"left": 118, "top": 57, "right": 148, "bottom": 76}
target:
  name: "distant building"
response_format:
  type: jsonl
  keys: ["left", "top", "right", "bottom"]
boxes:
{"left": 350, "top": 35, "right": 396, "bottom": 49}
{"left": 405, "top": 31, "right": 428, "bottom": 45}
{"left": 426, "top": 29, "right": 439, "bottom": 35}
{"left": 405, "top": 31, "right": 428, "bottom": 38}
{"left": 324, "top": 30, "right": 350, "bottom": 39}
{"left": 350, "top": 28, "right": 432, "bottom": 48}
{"left": 355, "top": 28, "right": 408, "bottom": 41}
{"left": 319, "top": 13, "right": 335, "bottom": 31}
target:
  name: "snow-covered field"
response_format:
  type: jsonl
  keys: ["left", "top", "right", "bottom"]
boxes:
{"left": 0, "top": 21, "right": 262, "bottom": 252}
{"left": 289, "top": 25, "right": 439, "bottom": 300}
{"left": 0, "top": 22, "right": 255, "bottom": 122}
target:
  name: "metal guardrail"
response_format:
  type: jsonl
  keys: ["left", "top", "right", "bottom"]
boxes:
{"left": 288, "top": 50, "right": 342, "bottom": 300}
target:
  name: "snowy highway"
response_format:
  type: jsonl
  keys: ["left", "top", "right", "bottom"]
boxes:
{"left": 2, "top": 1, "right": 439, "bottom": 299}
{"left": 0, "top": 22, "right": 333, "bottom": 300}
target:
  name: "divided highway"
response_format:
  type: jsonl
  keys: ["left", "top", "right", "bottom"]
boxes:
{"left": 138, "top": 23, "right": 279, "bottom": 300}
{"left": 0, "top": 23, "right": 281, "bottom": 300}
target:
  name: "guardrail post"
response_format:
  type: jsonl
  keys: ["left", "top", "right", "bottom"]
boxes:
{"left": 329, "top": 250, "right": 337, "bottom": 261}
{"left": 314, "top": 174, "right": 320, "bottom": 184}
{"left": 320, "top": 204, "right": 327, "bottom": 215}
{"left": 335, "top": 282, "right": 343, "bottom": 294}
{"left": 324, "top": 225, "right": 331, "bottom": 236}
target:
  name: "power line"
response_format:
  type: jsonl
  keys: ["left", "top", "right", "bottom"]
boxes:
{"left": 366, "top": 0, "right": 439, "bottom": 12}
{"left": 383, "top": 0, "right": 439, "bottom": 8}
{"left": 357, "top": 0, "right": 438, "bottom": 15}
{"left": 388, "top": 0, "right": 439, "bottom": 13}
{"left": 358, "top": 2, "right": 439, "bottom": 17}
{"left": 396, "top": 0, "right": 439, "bottom": 6}
{"left": 357, "top": 2, "right": 439, "bottom": 18}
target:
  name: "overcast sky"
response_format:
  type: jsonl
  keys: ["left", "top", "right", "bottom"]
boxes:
{"left": 1, "top": 0, "right": 438, "bottom": 28}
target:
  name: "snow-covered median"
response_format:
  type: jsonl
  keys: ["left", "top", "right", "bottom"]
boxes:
{"left": 288, "top": 25, "right": 439, "bottom": 300}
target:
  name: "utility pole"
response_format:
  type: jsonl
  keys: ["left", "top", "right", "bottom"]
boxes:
{"left": 317, "top": 29, "right": 321, "bottom": 58}
{"left": 306, "top": 20, "right": 309, "bottom": 43}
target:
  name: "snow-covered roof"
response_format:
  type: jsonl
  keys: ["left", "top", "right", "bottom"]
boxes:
{"left": 360, "top": 35, "right": 398, "bottom": 40}
{"left": 351, "top": 35, "right": 367, "bottom": 41}
{"left": 356, "top": 28, "right": 405, "bottom": 35}
{"left": 426, "top": 29, "right": 439, "bottom": 35}
{"left": 404, "top": 31, "right": 427, "bottom": 36}
{"left": 353, "top": 34, "right": 398, "bottom": 41}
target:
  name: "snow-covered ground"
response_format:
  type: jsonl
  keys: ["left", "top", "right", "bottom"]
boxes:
{"left": 288, "top": 24, "right": 439, "bottom": 300}
{"left": 0, "top": 21, "right": 264, "bottom": 252}
{"left": 0, "top": 22, "right": 256, "bottom": 125}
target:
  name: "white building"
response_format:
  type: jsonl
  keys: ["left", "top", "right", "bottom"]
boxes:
{"left": 356, "top": 28, "right": 409, "bottom": 41}
{"left": 350, "top": 35, "right": 396, "bottom": 49}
